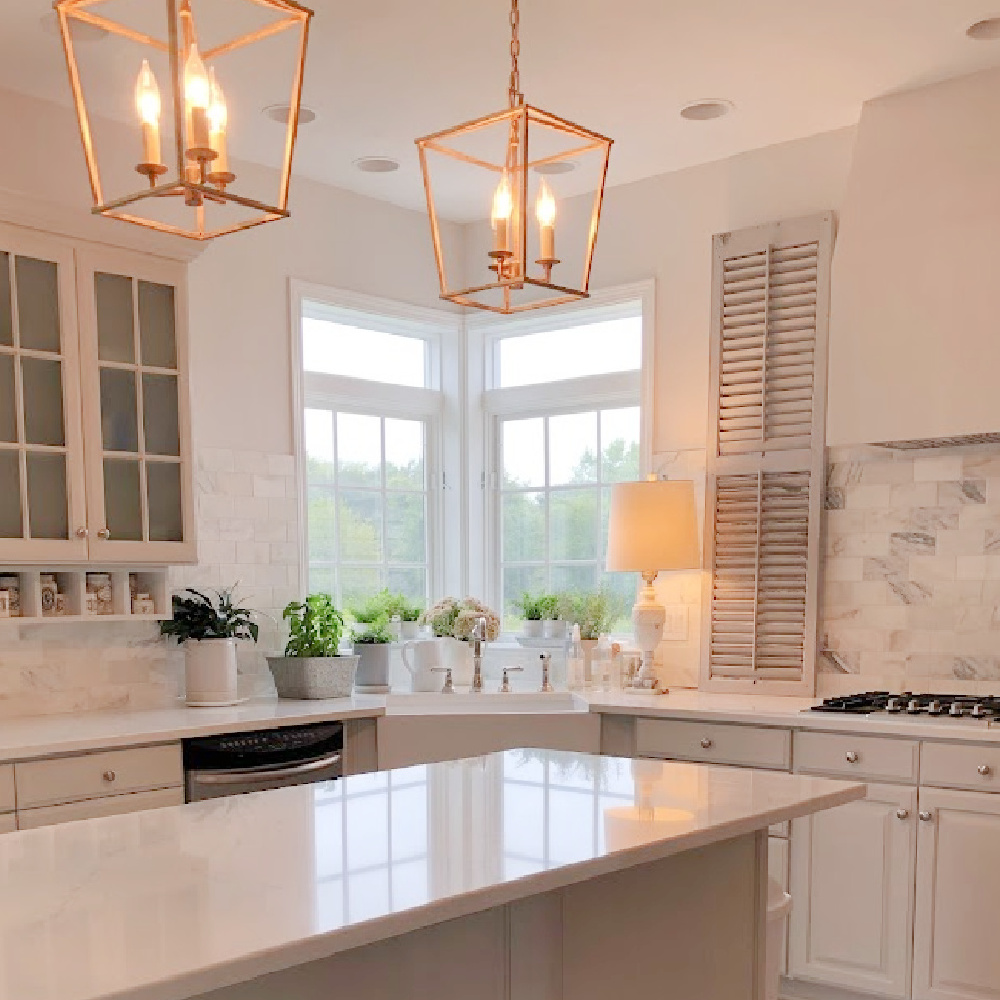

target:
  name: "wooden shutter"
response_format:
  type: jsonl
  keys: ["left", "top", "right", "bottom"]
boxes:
{"left": 704, "top": 215, "right": 833, "bottom": 694}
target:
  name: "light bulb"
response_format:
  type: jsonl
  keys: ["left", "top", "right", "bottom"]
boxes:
{"left": 184, "top": 43, "right": 210, "bottom": 111}
{"left": 208, "top": 67, "right": 227, "bottom": 133}
{"left": 135, "top": 60, "right": 160, "bottom": 126}
{"left": 535, "top": 179, "right": 556, "bottom": 227}
{"left": 491, "top": 174, "right": 513, "bottom": 224}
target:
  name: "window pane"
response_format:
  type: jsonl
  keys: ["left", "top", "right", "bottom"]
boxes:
{"left": 138, "top": 280, "right": 176, "bottom": 369}
{"left": 387, "top": 567, "right": 426, "bottom": 605}
{"left": 386, "top": 493, "right": 425, "bottom": 562}
{"left": 26, "top": 452, "right": 67, "bottom": 539}
{"left": 95, "top": 272, "right": 135, "bottom": 364}
{"left": 308, "top": 486, "right": 337, "bottom": 560}
{"left": 147, "top": 461, "right": 183, "bottom": 542}
{"left": 550, "top": 489, "right": 599, "bottom": 561}
{"left": 104, "top": 459, "right": 143, "bottom": 541}
{"left": 549, "top": 411, "right": 597, "bottom": 486}
{"left": 0, "top": 451, "right": 21, "bottom": 537}
{"left": 601, "top": 407, "right": 640, "bottom": 483}
{"left": 341, "top": 567, "right": 383, "bottom": 608}
{"left": 497, "top": 316, "right": 641, "bottom": 388}
{"left": 502, "top": 491, "right": 544, "bottom": 562}
{"left": 551, "top": 563, "right": 598, "bottom": 594}
{"left": 502, "top": 565, "right": 546, "bottom": 627}
{"left": 338, "top": 491, "right": 383, "bottom": 562}
{"left": 0, "top": 355, "right": 15, "bottom": 442}
{"left": 503, "top": 417, "right": 544, "bottom": 488}
{"left": 0, "top": 253, "right": 11, "bottom": 347}
{"left": 308, "top": 564, "right": 336, "bottom": 599}
{"left": 21, "top": 357, "right": 64, "bottom": 447}
{"left": 337, "top": 412, "right": 381, "bottom": 488}
{"left": 16, "top": 257, "right": 60, "bottom": 353}
{"left": 600, "top": 570, "right": 638, "bottom": 629}
{"left": 385, "top": 418, "right": 423, "bottom": 489}
{"left": 142, "top": 373, "right": 180, "bottom": 456}
{"left": 305, "top": 408, "right": 335, "bottom": 482}
{"left": 302, "top": 317, "right": 426, "bottom": 388}
{"left": 100, "top": 368, "right": 139, "bottom": 452}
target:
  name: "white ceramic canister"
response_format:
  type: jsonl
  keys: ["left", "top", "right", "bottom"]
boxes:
{"left": 184, "top": 637, "right": 239, "bottom": 706}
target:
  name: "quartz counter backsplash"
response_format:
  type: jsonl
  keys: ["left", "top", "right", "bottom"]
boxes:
{"left": 820, "top": 444, "right": 1000, "bottom": 697}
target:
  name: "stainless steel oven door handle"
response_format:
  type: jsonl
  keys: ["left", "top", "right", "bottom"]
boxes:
{"left": 192, "top": 751, "right": 343, "bottom": 785}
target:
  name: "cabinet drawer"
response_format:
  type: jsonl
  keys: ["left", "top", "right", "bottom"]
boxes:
{"left": 15, "top": 744, "right": 182, "bottom": 809}
{"left": 0, "top": 764, "right": 13, "bottom": 812}
{"left": 17, "top": 787, "right": 183, "bottom": 830}
{"left": 794, "top": 731, "right": 918, "bottom": 783}
{"left": 920, "top": 741, "right": 1000, "bottom": 792}
{"left": 0, "top": 813, "right": 14, "bottom": 835}
{"left": 635, "top": 719, "right": 791, "bottom": 770}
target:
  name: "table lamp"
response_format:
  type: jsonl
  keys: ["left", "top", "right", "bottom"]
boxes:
{"left": 606, "top": 478, "right": 700, "bottom": 692}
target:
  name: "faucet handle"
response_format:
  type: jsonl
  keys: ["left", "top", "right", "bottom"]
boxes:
{"left": 499, "top": 666, "right": 523, "bottom": 693}
{"left": 539, "top": 653, "right": 554, "bottom": 693}
{"left": 472, "top": 616, "right": 487, "bottom": 641}
{"left": 431, "top": 666, "right": 455, "bottom": 694}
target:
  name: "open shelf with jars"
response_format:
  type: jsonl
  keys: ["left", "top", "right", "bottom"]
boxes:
{"left": 0, "top": 568, "right": 170, "bottom": 624}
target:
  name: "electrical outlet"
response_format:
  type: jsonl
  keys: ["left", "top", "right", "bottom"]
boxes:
{"left": 661, "top": 605, "right": 689, "bottom": 642}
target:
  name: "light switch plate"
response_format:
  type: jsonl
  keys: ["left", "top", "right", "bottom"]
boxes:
{"left": 661, "top": 605, "right": 689, "bottom": 642}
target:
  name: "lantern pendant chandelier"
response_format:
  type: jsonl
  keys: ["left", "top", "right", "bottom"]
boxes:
{"left": 415, "top": 0, "right": 613, "bottom": 314}
{"left": 55, "top": 0, "right": 313, "bottom": 240}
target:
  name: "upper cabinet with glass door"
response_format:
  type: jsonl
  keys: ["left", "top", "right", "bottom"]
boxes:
{"left": 0, "top": 228, "right": 89, "bottom": 562}
{"left": 76, "top": 249, "right": 195, "bottom": 563}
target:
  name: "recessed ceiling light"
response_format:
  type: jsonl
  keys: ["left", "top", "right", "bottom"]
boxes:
{"left": 354, "top": 156, "right": 400, "bottom": 174}
{"left": 263, "top": 104, "right": 316, "bottom": 125}
{"left": 680, "top": 99, "right": 734, "bottom": 121}
{"left": 534, "top": 161, "right": 576, "bottom": 176}
{"left": 966, "top": 17, "right": 1000, "bottom": 40}
{"left": 41, "top": 12, "right": 108, "bottom": 42}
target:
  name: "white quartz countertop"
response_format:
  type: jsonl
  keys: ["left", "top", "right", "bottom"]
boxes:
{"left": 0, "top": 749, "right": 863, "bottom": 1000}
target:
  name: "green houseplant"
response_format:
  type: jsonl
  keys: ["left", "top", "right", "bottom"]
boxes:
{"left": 266, "top": 594, "right": 358, "bottom": 700}
{"left": 161, "top": 588, "right": 258, "bottom": 706}
{"left": 515, "top": 591, "right": 550, "bottom": 637}
{"left": 351, "top": 613, "right": 394, "bottom": 692}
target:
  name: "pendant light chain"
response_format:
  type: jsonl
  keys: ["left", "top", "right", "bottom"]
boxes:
{"left": 508, "top": 0, "right": 522, "bottom": 108}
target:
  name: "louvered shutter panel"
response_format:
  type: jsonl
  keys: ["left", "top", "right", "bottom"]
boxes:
{"left": 704, "top": 215, "right": 832, "bottom": 694}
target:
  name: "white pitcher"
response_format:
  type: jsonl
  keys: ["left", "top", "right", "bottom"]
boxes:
{"left": 401, "top": 638, "right": 443, "bottom": 692}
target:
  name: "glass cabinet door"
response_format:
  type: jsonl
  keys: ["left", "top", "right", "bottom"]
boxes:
{"left": 79, "top": 251, "right": 194, "bottom": 562}
{"left": 0, "top": 232, "right": 88, "bottom": 561}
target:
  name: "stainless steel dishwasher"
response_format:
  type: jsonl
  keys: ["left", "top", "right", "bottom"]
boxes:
{"left": 183, "top": 721, "right": 344, "bottom": 801}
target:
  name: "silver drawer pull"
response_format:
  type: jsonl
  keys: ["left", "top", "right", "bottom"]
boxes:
{"left": 845, "top": 751, "right": 860, "bottom": 764}
{"left": 896, "top": 808, "right": 910, "bottom": 820}
{"left": 918, "top": 810, "right": 933, "bottom": 822}
{"left": 700, "top": 737, "right": 714, "bottom": 749}
{"left": 979, "top": 764, "right": 993, "bottom": 776}
{"left": 102, "top": 770, "right": 116, "bottom": 783}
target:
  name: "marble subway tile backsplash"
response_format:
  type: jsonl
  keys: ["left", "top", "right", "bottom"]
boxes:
{"left": 0, "top": 448, "right": 299, "bottom": 719}
{"left": 819, "top": 443, "right": 1000, "bottom": 697}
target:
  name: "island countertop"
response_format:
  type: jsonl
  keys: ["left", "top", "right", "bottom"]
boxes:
{"left": 0, "top": 749, "right": 863, "bottom": 1000}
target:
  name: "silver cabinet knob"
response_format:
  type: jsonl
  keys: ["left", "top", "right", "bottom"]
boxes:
{"left": 979, "top": 764, "right": 993, "bottom": 776}
{"left": 918, "top": 810, "right": 933, "bottom": 822}
{"left": 97, "top": 528, "right": 111, "bottom": 540}
{"left": 102, "top": 770, "right": 116, "bottom": 783}
{"left": 845, "top": 751, "right": 860, "bottom": 764}
{"left": 75, "top": 527, "right": 89, "bottom": 538}
{"left": 700, "top": 737, "right": 714, "bottom": 749}
{"left": 896, "top": 808, "right": 910, "bottom": 820}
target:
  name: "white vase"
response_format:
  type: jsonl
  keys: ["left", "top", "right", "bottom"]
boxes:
{"left": 522, "top": 619, "right": 544, "bottom": 638}
{"left": 440, "top": 636, "right": 475, "bottom": 688}
{"left": 543, "top": 619, "right": 567, "bottom": 640}
{"left": 354, "top": 643, "right": 391, "bottom": 693}
{"left": 185, "top": 638, "right": 239, "bottom": 706}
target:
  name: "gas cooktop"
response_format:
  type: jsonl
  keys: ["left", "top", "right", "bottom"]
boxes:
{"left": 810, "top": 691, "right": 1000, "bottom": 722}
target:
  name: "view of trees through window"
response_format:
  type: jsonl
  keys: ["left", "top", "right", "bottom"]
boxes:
{"left": 500, "top": 406, "right": 640, "bottom": 631}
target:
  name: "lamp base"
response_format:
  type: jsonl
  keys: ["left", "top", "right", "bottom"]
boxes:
{"left": 629, "top": 573, "right": 667, "bottom": 694}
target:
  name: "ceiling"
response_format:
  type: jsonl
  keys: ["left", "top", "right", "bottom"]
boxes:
{"left": 3, "top": 0, "right": 1000, "bottom": 217}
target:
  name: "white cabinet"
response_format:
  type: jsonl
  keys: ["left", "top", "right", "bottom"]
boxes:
{"left": 788, "top": 783, "right": 917, "bottom": 998}
{"left": 912, "top": 787, "right": 1000, "bottom": 1000}
{"left": 0, "top": 225, "right": 194, "bottom": 565}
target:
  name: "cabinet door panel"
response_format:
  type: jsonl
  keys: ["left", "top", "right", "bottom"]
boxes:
{"left": 0, "top": 226, "right": 87, "bottom": 562}
{"left": 913, "top": 787, "right": 1000, "bottom": 999}
{"left": 789, "top": 783, "right": 916, "bottom": 997}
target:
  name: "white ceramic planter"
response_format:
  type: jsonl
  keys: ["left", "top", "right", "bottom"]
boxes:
{"left": 185, "top": 638, "right": 239, "bottom": 706}
{"left": 267, "top": 655, "right": 358, "bottom": 700}
{"left": 354, "top": 643, "right": 391, "bottom": 693}
{"left": 522, "top": 619, "right": 544, "bottom": 638}
{"left": 543, "top": 619, "right": 567, "bottom": 640}
{"left": 400, "top": 621, "right": 419, "bottom": 640}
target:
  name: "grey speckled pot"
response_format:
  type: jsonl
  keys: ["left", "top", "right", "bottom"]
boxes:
{"left": 267, "top": 655, "right": 358, "bottom": 700}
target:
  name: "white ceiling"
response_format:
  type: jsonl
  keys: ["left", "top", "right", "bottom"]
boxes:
{"left": 3, "top": 0, "right": 1000, "bottom": 216}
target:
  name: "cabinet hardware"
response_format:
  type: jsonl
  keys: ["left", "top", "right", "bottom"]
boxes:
{"left": 918, "top": 810, "right": 933, "bottom": 822}
{"left": 75, "top": 527, "right": 89, "bottom": 538}
{"left": 102, "top": 770, "right": 116, "bottom": 783}
{"left": 845, "top": 751, "right": 860, "bottom": 764}
{"left": 896, "top": 808, "right": 910, "bottom": 820}
{"left": 700, "top": 737, "right": 713, "bottom": 749}
{"left": 97, "top": 528, "right": 111, "bottom": 540}
{"left": 978, "top": 764, "right": 993, "bottom": 776}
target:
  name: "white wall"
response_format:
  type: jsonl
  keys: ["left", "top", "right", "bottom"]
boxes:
{"left": 828, "top": 66, "right": 1000, "bottom": 446}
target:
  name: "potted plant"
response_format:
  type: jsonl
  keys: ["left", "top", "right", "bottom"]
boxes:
{"left": 420, "top": 596, "right": 501, "bottom": 686}
{"left": 351, "top": 613, "right": 395, "bottom": 692}
{"left": 539, "top": 592, "right": 565, "bottom": 639}
{"left": 563, "top": 588, "right": 626, "bottom": 676}
{"left": 382, "top": 590, "right": 424, "bottom": 640}
{"left": 161, "top": 588, "right": 258, "bottom": 706}
{"left": 267, "top": 594, "right": 358, "bottom": 700}
{"left": 515, "top": 590, "right": 548, "bottom": 637}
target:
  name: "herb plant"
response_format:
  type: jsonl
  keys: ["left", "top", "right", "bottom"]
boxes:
{"left": 161, "top": 588, "right": 259, "bottom": 644}
{"left": 352, "top": 613, "right": 395, "bottom": 644}
{"left": 563, "top": 589, "right": 626, "bottom": 640}
{"left": 282, "top": 594, "right": 345, "bottom": 658}
{"left": 350, "top": 588, "right": 424, "bottom": 624}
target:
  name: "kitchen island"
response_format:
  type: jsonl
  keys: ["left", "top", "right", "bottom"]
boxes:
{"left": 0, "top": 749, "right": 863, "bottom": 1000}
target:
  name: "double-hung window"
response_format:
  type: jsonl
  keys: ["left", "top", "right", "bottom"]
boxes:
{"left": 294, "top": 287, "right": 452, "bottom": 608}
{"left": 479, "top": 283, "right": 654, "bottom": 630}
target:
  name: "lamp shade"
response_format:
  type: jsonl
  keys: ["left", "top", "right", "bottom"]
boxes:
{"left": 606, "top": 480, "right": 700, "bottom": 573}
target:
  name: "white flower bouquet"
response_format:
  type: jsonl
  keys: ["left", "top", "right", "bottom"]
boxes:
{"left": 420, "top": 596, "right": 500, "bottom": 641}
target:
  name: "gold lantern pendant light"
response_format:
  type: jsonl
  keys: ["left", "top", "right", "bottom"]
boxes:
{"left": 56, "top": 0, "right": 312, "bottom": 240}
{"left": 416, "top": 0, "right": 613, "bottom": 314}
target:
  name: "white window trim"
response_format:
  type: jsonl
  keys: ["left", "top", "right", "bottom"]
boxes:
{"left": 469, "top": 279, "right": 656, "bottom": 620}
{"left": 288, "top": 280, "right": 463, "bottom": 601}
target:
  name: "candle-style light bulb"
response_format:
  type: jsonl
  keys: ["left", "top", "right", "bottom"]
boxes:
{"left": 207, "top": 67, "right": 230, "bottom": 177}
{"left": 184, "top": 43, "right": 211, "bottom": 153}
{"left": 134, "top": 60, "right": 162, "bottom": 166}
{"left": 491, "top": 173, "right": 513, "bottom": 253}
{"left": 536, "top": 178, "right": 556, "bottom": 262}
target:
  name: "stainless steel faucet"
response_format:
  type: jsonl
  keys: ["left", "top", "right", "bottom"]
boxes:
{"left": 471, "top": 616, "right": 487, "bottom": 692}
